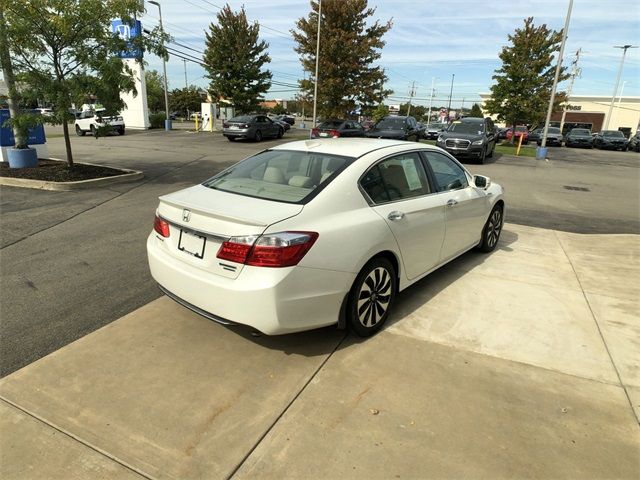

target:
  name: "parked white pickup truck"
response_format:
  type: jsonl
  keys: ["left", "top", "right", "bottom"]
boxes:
{"left": 74, "top": 109, "right": 125, "bottom": 136}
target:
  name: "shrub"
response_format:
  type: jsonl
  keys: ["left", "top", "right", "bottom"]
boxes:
{"left": 149, "top": 113, "right": 165, "bottom": 129}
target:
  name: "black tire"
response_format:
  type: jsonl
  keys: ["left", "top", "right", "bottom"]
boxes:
{"left": 75, "top": 125, "right": 85, "bottom": 136}
{"left": 227, "top": 136, "right": 235, "bottom": 142}
{"left": 478, "top": 146, "right": 486, "bottom": 164}
{"left": 347, "top": 257, "right": 397, "bottom": 337}
{"left": 487, "top": 143, "right": 494, "bottom": 158}
{"left": 477, "top": 205, "right": 503, "bottom": 253}
{"left": 119, "top": 127, "right": 125, "bottom": 135}
{"left": 90, "top": 125, "right": 98, "bottom": 138}
{"left": 254, "top": 130, "right": 262, "bottom": 142}
{"left": 277, "top": 127, "right": 284, "bottom": 139}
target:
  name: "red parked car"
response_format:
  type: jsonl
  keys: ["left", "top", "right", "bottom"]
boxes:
{"left": 505, "top": 125, "right": 529, "bottom": 144}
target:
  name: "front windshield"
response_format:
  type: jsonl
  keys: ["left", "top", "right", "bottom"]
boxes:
{"left": 603, "top": 131, "right": 624, "bottom": 137}
{"left": 571, "top": 129, "right": 591, "bottom": 135}
{"left": 203, "top": 150, "right": 354, "bottom": 204}
{"left": 447, "top": 121, "right": 484, "bottom": 134}
{"left": 548, "top": 128, "right": 561, "bottom": 134}
{"left": 375, "top": 117, "right": 405, "bottom": 129}
{"left": 515, "top": 126, "right": 527, "bottom": 132}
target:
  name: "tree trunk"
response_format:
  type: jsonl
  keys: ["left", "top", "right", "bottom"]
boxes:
{"left": 61, "top": 121, "right": 74, "bottom": 168}
{"left": 0, "top": 9, "right": 26, "bottom": 148}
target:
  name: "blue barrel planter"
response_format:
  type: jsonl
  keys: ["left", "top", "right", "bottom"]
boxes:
{"left": 7, "top": 147, "right": 38, "bottom": 168}
{"left": 536, "top": 146, "right": 548, "bottom": 160}
{"left": 164, "top": 119, "right": 172, "bottom": 131}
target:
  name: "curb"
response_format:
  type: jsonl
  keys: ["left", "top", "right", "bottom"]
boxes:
{"left": 0, "top": 160, "right": 143, "bottom": 191}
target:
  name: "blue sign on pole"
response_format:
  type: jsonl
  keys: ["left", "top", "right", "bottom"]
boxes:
{"left": 0, "top": 109, "right": 46, "bottom": 147}
{"left": 111, "top": 19, "right": 143, "bottom": 59}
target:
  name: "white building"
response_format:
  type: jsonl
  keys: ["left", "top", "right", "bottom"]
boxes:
{"left": 479, "top": 94, "right": 640, "bottom": 135}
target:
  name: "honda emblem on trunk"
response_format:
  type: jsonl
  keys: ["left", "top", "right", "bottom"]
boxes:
{"left": 182, "top": 209, "right": 191, "bottom": 222}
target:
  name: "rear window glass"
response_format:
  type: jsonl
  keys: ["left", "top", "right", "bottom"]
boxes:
{"left": 203, "top": 150, "right": 354, "bottom": 204}
{"left": 229, "top": 115, "right": 254, "bottom": 123}
{"left": 376, "top": 117, "right": 405, "bottom": 129}
{"left": 319, "top": 120, "right": 344, "bottom": 129}
{"left": 515, "top": 126, "right": 527, "bottom": 132}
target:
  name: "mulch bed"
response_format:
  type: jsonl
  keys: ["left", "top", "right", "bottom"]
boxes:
{"left": 0, "top": 159, "right": 129, "bottom": 182}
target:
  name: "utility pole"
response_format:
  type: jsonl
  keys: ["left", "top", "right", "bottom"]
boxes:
{"left": 559, "top": 48, "right": 581, "bottom": 133}
{"left": 149, "top": 1, "right": 171, "bottom": 130}
{"left": 312, "top": 0, "right": 322, "bottom": 129}
{"left": 427, "top": 77, "right": 436, "bottom": 126}
{"left": 541, "top": 0, "right": 573, "bottom": 149}
{"left": 183, "top": 59, "right": 188, "bottom": 88}
{"left": 604, "top": 44, "right": 638, "bottom": 130}
{"left": 446, "top": 74, "right": 454, "bottom": 121}
{"left": 406, "top": 81, "right": 416, "bottom": 116}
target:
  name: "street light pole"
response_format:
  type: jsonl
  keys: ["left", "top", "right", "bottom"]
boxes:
{"left": 541, "top": 0, "right": 573, "bottom": 150}
{"left": 149, "top": 1, "right": 171, "bottom": 131}
{"left": 427, "top": 77, "right": 436, "bottom": 127}
{"left": 312, "top": 0, "right": 322, "bottom": 130}
{"left": 604, "top": 45, "right": 637, "bottom": 130}
{"left": 446, "top": 73, "right": 454, "bottom": 121}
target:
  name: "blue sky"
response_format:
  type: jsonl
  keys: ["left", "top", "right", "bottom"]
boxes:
{"left": 141, "top": 0, "right": 640, "bottom": 108}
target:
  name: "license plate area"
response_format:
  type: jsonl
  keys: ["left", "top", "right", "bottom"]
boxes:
{"left": 178, "top": 229, "right": 206, "bottom": 259}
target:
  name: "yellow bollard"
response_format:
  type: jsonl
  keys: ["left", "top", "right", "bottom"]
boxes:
{"left": 516, "top": 132, "right": 524, "bottom": 156}
{"left": 195, "top": 115, "right": 199, "bottom": 131}
{"left": 209, "top": 115, "right": 213, "bottom": 132}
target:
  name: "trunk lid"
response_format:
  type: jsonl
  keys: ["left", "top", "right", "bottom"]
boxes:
{"left": 156, "top": 185, "right": 303, "bottom": 279}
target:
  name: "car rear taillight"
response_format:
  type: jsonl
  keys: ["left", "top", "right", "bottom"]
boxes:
{"left": 154, "top": 215, "right": 170, "bottom": 237}
{"left": 329, "top": 129, "right": 340, "bottom": 138}
{"left": 311, "top": 128, "right": 319, "bottom": 138}
{"left": 217, "top": 232, "right": 318, "bottom": 268}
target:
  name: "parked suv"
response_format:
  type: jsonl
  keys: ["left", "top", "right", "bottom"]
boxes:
{"left": 311, "top": 119, "right": 365, "bottom": 138}
{"left": 75, "top": 109, "right": 125, "bottom": 136}
{"left": 628, "top": 131, "right": 640, "bottom": 152}
{"left": 593, "top": 130, "right": 629, "bottom": 151}
{"left": 435, "top": 117, "right": 497, "bottom": 163}
{"left": 365, "top": 115, "right": 421, "bottom": 141}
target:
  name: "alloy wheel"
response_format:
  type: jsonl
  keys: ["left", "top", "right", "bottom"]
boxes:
{"left": 486, "top": 208, "right": 502, "bottom": 248}
{"left": 356, "top": 267, "right": 392, "bottom": 327}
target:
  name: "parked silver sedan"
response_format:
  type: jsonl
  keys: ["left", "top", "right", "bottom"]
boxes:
{"left": 223, "top": 114, "right": 284, "bottom": 142}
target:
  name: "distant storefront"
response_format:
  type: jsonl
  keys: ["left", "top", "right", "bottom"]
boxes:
{"left": 479, "top": 94, "right": 640, "bottom": 135}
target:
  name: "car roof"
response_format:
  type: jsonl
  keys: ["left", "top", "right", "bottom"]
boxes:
{"left": 270, "top": 138, "right": 429, "bottom": 158}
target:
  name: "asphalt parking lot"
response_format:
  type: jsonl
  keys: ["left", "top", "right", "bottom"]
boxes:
{"left": 1, "top": 127, "right": 639, "bottom": 478}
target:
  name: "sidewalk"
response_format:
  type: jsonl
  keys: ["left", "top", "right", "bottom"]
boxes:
{"left": 1, "top": 224, "right": 639, "bottom": 479}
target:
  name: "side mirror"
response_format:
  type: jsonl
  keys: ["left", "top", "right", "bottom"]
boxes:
{"left": 473, "top": 175, "right": 491, "bottom": 190}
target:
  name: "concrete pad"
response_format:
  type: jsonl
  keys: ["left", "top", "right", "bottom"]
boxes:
{"left": 440, "top": 228, "right": 582, "bottom": 293}
{"left": 0, "top": 297, "right": 344, "bottom": 479}
{"left": 235, "top": 333, "right": 640, "bottom": 480}
{"left": 628, "top": 387, "right": 640, "bottom": 422}
{"left": 586, "top": 293, "right": 640, "bottom": 388}
{"left": 556, "top": 231, "right": 640, "bottom": 301}
{"left": 387, "top": 265, "right": 619, "bottom": 384}
{"left": 0, "top": 400, "right": 142, "bottom": 480}
{"left": 499, "top": 222, "right": 567, "bottom": 256}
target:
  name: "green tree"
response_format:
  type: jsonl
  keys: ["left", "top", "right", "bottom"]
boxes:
{"left": 372, "top": 104, "right": 388, "bottom": 122}
{"left": 484, "top": 17, "right": 568, "bottom": 141}
{"left": 293, "top": 0, "right": 392, "bottom": 119}
{"left": 469, "top": 103, "right": 483, "bottom": 117}
{"left": 203, "top": 5, "right": 272, "bottom": 114}
{"left": 270, "top": 103, "right": 287, "bottom": 115}
{"left": 3, "top": 0, "right": 166, "bottom": 167}
{"left": 146, "top": 70, "right": 166, "bottom": 114}
{"left": 170, "top": 86, "right": 202, "bottom": 117}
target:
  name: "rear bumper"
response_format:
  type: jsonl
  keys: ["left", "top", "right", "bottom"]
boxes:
{"left": 147, "top": 233, "right": 355, "bottom": 335}
{"left": 223, "top": 128, "right": 252, "bottom": 139}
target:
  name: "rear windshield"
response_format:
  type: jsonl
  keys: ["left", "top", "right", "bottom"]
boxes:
{"left": 448, "top": 121, "right": 484, "bottom": 134}
{"left": 603, "top": 131, "right": 624, "bottom": 137}
{"left": 203, "top": 150, "right": 354, "bottom": 204}
{"left": 571, "top": 129, "right": 591, "bottom": 135}
{"left": 229, "top": 115, "right": 254, "bottom": 123}
{"left": 319, "top": 120, "right": 344, "bottom": 129}
{"left": 515, "top": 126, "right": 527, "bottom": 132}
{"left": 375, "top": 117, "right": 405, "bottom": 129}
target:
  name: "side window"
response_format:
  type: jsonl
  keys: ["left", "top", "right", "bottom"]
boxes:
{"left": 343, "top": 121, "right": 353, "bottom": 129}
{"left": 424, "top": 152, "right": 469, "bottom": 192}
{"left": 361, "top": 153, "right": 431, "bottom": 204}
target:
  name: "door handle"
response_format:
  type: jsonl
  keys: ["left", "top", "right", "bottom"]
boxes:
{"left": 446, "top": 199, "right": 458, "bottom": 207}
{"left": 387, "top": 211, "right": 405, "bottom": 221}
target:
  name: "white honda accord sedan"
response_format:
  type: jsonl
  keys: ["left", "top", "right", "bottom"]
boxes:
{"left": 147, "top": 139, "right": 504, "bottom": 336}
